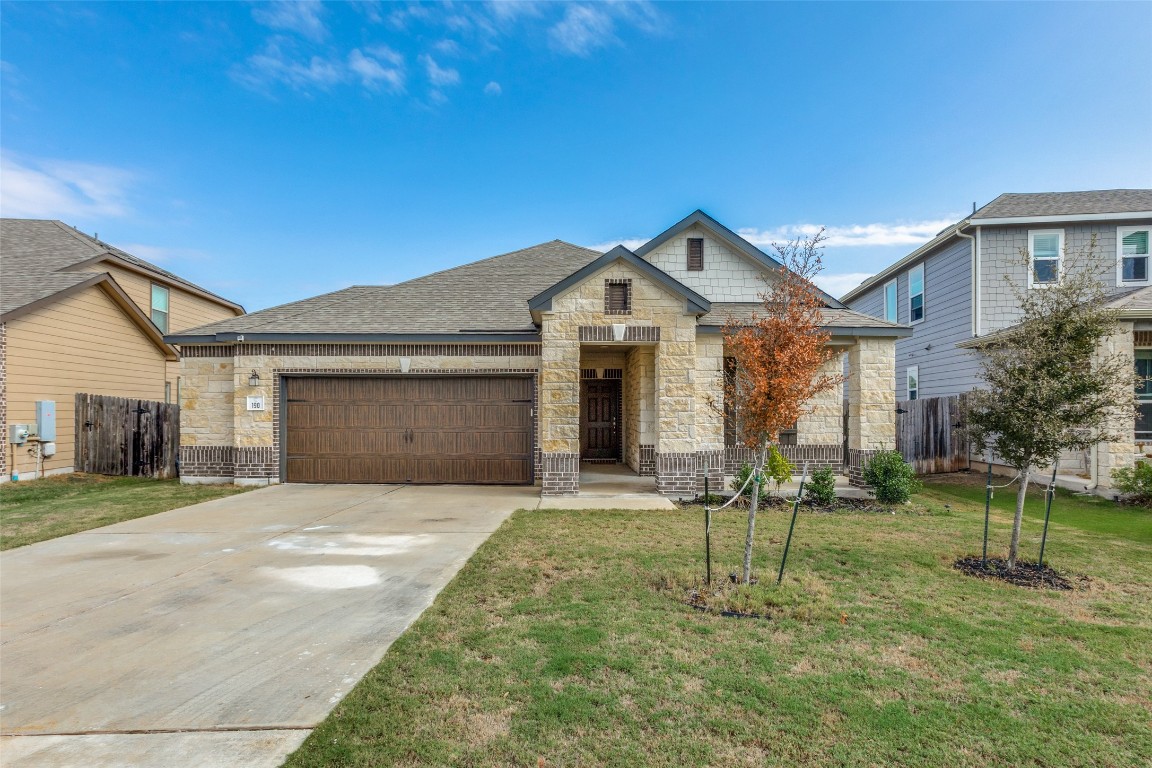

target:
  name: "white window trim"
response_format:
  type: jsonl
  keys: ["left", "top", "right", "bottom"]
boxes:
{"left": 1117, "top": 225, "right": 1152, "bottom": 287}
{"left": 907, "top": 264, "right": 925, "bottom": 325}
{"left": 907, "top": 365, "right": 919, "bottom": 401}
{"left": 883, "top": 278, "right": 898, "bottom": 323}
{"left": 1027, "top": 229, "right": 1064, "bottom": 288}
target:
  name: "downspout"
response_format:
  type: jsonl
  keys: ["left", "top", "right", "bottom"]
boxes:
{"left": 953, "top": 221, "right": 977, "bottom": 337}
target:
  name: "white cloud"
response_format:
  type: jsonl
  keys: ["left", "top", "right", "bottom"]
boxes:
{"left": 0, "top": 151, "right": 137, "bottom": 219}
{"left": 738, "top": 219, "right": 958, "bottom": 249}
{"left": 348, "top": 48, "right": 405, "bottom": 92}
{"left": 235, "top": 41, "right": 345, "bottom": 92}
{"left": 585, "top": 237, "right": 649, "bottom": 253}
{"left": 813, "top": 272, "right": 874, "bottom": 299}
{"left": 548, "top": 4, "right": 617, "bottom": 56}
{"left": 252, "top": 1, "right": 328, "bottom": 42}
{"left": 483, "top": 80, "right": 502, "bottom": 95}
{"left": 419, "top": 54, "right": 460, "bottom": 87}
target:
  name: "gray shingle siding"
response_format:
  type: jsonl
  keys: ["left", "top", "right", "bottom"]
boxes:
{"left": 847, "top": 236, "right": 981, "bottom": 399}
{"left": 979, "top": 219, "right": 1152, "bottom": 334}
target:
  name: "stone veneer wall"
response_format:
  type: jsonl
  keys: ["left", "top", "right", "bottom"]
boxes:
{"left": 1097, "top": 322, "right": 1136, "bottom": 491}
{"left": 796, "top": 352, "right": 846, "bottom": 444}
{"left": 0, "top": 322, "right": 7, "bottom": 479}
{"left": 179, "top": 345, "right": 542, "bottom": 484}
{"left": 846, "top": 338, "right": 897, "bottom": 486}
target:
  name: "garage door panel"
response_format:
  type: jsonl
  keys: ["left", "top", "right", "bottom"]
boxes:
{"left": 284, "top": 376, "right": 532, "bottom": 484}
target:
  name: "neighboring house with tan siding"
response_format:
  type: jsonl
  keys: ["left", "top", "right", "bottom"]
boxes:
{"left": 0, "top": 219, "right": 244, "bottom": 480}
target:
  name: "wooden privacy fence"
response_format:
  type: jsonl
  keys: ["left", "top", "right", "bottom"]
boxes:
{"left": 896, "top": 394, "right": 969, "bottom": 475}
{"left": 75, "top": 393, "right": 179, "bottom": 479}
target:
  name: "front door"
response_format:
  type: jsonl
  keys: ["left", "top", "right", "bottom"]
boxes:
{"left": 581, "top": 380, "right": 621, "bottom": 460}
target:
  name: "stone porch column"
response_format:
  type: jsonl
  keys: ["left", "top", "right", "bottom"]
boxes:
{"left": 655, "top": 325, "right": 697, "bottom": 496}
{"left": 846, "top": 337, "right": 896, "bottom": 486}
{"left": 793, "top": 351, "right": 847, "bottom": 473}
{"left": 1098, "top": 322, "right": 1136, "bottom": 491}
{"left": 539, "top": 316, "right": 581, "bottom": 495}
{"left": 694, "top": 336, "right": 725, "bottom": 494}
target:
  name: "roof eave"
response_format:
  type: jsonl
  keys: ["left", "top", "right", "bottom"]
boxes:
{"left": 165, "top": 331, "right": 543, "bottom": 344}
{"left": 970, "top": 211, "right": 1152, "bottom": 226}
{"left": 840, "top": 224, "right": 965, "bottom": 304}
{"left": 65, "top": 253, "right": 246, "bottom": 314}
{"left": 697, "top": 324, "right": 913, "bottom": 338}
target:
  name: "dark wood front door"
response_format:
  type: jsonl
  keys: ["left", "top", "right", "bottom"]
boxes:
{"left": 284, "top": 376, "right": 533, "bottom": 484}
{"left": 581, "top": 380, "right": 621, "bottom": 460}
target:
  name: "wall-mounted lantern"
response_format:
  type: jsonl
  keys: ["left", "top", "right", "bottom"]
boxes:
{"left": 248, "top": 370, "right": 261, "bottom": 387}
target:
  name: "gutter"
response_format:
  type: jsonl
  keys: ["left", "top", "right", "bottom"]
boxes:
{"left": 951, "top": 221, "right": 977, "bottom": 337}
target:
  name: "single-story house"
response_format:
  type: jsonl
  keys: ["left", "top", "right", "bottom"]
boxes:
{"left": 0, "top": 219, "right": 244, "bottom": 480}
{"left": 168, "top": 211, "right": 909, "bottom": 495}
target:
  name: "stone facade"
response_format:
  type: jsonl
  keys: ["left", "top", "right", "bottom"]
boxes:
{"left": 846, "top": 338, "right": 897, "bottom": 485}
{"left": 1098, "top": 322, "right": 1137, "bottom": 490}
{"left": 644, "top": 224, "right": 778, "bottom": 302}
{"left": 0, "top": 322, "right": 6, "bottom": 479}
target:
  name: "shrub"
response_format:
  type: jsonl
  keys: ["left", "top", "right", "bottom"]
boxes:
{"left": 862, "top": 450, "right": 920, "bottom": 504}
{"left": 805, "top": 467, "right": 837, "bottom": 506}
{"left": 731, "top": 463, "right": 770, "bottom": 504}
{"left": 765, "top": 445, "right": 795, "bottom": 492}
{"left": 1112, "top": 461, "right": 1152, "bottom": 504}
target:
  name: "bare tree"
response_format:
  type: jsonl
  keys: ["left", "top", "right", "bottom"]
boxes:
{"left": 967, "top": 236, "right": 1136, "bottom": 568}
{"left": 722, "top": 231, "right": 843, "bottom": 584}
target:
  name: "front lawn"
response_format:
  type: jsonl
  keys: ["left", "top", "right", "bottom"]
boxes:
{"left": 286, "top": 482, "right": 1152, "bottom": 767}
{"left": 0, "top": 473, "right": 251, "bottom": 549}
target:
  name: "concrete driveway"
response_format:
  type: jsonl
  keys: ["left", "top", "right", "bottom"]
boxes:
{"left": 0, "top": 483, "right": 538, "bottom": 767}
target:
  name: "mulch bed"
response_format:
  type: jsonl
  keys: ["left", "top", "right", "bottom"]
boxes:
{"left": 953, "top": 555, "right": 1087, "bottom": 590}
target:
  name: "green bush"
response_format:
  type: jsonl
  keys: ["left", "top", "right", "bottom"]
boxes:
{"left": 862, "top": 450, "right": 920, "bottom": 504}
{"left": 731, "top": 463, "right": 769, "bottom": 504}
{"left": 805, "top": 467, "right": 837, "bottom": 506}
{"left": 1112, "top": 461, "right": 1152, "bottom": 504}
{"left": 765, "top": 445, "right": 795, "bottom": 491}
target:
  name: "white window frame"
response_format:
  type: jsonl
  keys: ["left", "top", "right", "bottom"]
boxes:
{"left": 907, "top": 264, "right": 925, "bottom": 324}
{"left": 1117, "top": 225, "right": 1151, "bottom": 286}
{"left": 150, "top": 283, "right": 170, "bottom": 333}
{"left": 883, "top": 278, "right": 898, "bottom": 323}
{"left": 1028, "top": 229, "right": 1064, "bottom": 288}
{"left": 906, "top": 365, "right": 919, "bottom": 401}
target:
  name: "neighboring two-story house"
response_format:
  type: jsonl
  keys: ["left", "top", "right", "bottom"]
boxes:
{"left": 168, "top": 210, "right": 909, "bottom": 495}
{"left": 0, "top": 219, "right": 245, "bottom": 480}
{"left": 842, "top": 189, "right": 1152, "bottom": 492}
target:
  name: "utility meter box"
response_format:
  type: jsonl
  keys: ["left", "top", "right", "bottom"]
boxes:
{"left": 35, "top": 400, "right": 57, "bottom": 441}
{"left": 10, "top": 424, "right": 30, "bottom": 445}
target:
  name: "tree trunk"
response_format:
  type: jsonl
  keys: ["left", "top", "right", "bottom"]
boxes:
{"left": 1008, "top": 468, "right": 1030, "bottom": 569}
{"left": 742, "top": 444, "right": 768, "bottom": 585}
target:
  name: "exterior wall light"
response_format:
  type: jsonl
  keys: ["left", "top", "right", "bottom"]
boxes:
{"left": 249, "top": 371, "right": 261, "bottom": 387}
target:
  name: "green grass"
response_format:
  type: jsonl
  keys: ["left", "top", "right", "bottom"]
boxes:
{"left": 0, "top": 473, "right": 251, "bottom": 549}
{"left": 285, "top": 481, "right": 1152, "bottom": 768}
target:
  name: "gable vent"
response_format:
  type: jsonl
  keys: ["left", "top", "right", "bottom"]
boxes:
{"left": 687, "top": 238, "right": 704, "bottom": 271}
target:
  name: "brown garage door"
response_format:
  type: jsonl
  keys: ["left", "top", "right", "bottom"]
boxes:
{"left": 284, "top": 376, "right": 533, "bottom": 484}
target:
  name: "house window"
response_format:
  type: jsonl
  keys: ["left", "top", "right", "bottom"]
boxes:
{"left": 151, "top": 284, "right": 170, "bottom": 333}
{"left": 1136, "top": 350, "right": 1152, "bottom": 442}
{"left": 908, "top": 264, "right": 924, "bottom": 323}
{"left": 1119, "top": 226, "right": 1150, "bottom": 284}
{"left": 1029, "top": 230, "right": 1063, "bottom": 286}
{"left": 907, "top": 365, "right": 919, "bottom": 401}
{"left": 687, "top": 238, "right": 704, "bottom": 271}
{"left": 604, "top": 279, "right": 631, "bottom": 315}
{"left": 884, "top": 279, "right": 898, "bottom": 323}
{"left": 164, "top": 381, "right": 172, "bottom": 404}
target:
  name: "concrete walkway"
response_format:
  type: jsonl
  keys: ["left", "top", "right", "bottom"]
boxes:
{"left": 0, "top": 483, "right": 538, "bottom": 768}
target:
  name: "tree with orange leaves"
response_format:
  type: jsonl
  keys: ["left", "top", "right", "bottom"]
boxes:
{"left": 722, "top": 230, "right": 843, "bottom": 584}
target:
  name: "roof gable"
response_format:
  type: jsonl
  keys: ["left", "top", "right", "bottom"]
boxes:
{"left": 527, "top": 245, "right": 711, "bottom": 316}
{"left": 633, "top": 210, "right": 845, "bottom": 309}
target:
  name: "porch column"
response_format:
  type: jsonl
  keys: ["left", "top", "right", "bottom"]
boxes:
{"left": 793, "top": 351, "right": 846, "bottom": 474}
{"left": 1098, "top": 322, "right": 1136, "bottom": 491}
{"left": 846, "top": 337, "right": 896, "bottom": 486}
{"left": 694, "top": 336, "right": 725, "bottom": 494}
{"left": 539, "top": 315, "right": 581, "bottom": 495}
{"left": 655, "top": 325, "right": 697, "bottom": 496}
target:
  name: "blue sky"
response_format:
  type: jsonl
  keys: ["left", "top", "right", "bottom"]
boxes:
{"left": 2, "top": 1, "right": 1150, "bottom": 311}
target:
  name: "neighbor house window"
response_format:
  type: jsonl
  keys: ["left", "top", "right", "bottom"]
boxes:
{"left": 604, "top": 279, "right": 631, "bottom": 315}
{"left": 907, "top": 365, "right": 919, "bottom": 401}
{"left": 687, "top": 238, "right": 704, "bottom": 271}
{"left": 1136, "top": 350, "right": 1152, "bottom": 441}
{"left": 1119, "top": 226, "right": 1150, "bottom": 284}
{"left": 908, "top": 264, "right": 924, "bottom": 323}
{"left": 884, "top": 279, "right": 898, "bottom": 322}
{"left": 1029, "top": 230, "right": 1063, "bottom": 286}
{"left": 151, "top": 283, "right": 170, "bottom": 333}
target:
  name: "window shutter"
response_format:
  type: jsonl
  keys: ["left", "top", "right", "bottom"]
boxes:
{"left": 687, "top": 238, "right": 704, "bottom": 271}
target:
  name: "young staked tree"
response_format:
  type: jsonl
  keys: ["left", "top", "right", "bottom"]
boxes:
{"left": 722, "top": 231, "right": 843, "bottom": 584}
{"left": 967, "top": 237, "right": 1137, "bottom": 568}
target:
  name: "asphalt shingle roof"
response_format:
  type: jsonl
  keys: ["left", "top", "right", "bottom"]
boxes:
{"left": 0, "top": 218, "right": 239, "bottom": 316}
{"left": 699, "top": 303, "right": 910, "bottom": 333}
{"left": 973, "top": 190, "right": 1152, "bottom": 220}
{"left": 179, "top": 240, "right": 604, "bottom": 336}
